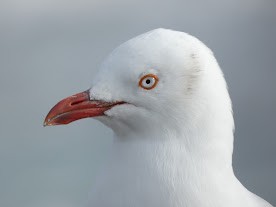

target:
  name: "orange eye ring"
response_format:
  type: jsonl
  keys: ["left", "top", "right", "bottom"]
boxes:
{"left": 139, "top": 74, "right": 159, "bottom": 90}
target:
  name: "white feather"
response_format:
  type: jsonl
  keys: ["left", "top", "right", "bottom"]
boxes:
{"left": 87, "top": 28, "right": 273, "bottom": 207}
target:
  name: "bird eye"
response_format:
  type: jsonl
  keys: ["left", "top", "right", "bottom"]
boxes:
{"left": 139, "top": 74, "right": 159, "bottom": 90}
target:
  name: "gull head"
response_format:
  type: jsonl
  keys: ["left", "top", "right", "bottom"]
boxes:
{"left": 44, "top": 28, "right": 233, "bottom": 140}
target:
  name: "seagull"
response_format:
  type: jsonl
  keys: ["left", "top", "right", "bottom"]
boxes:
{"left": 44, "top": 28, "right": 273, "bottom": 207}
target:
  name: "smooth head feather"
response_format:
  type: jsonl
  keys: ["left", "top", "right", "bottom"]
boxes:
{"left": 87, "top": 28, "right": 272, "bottom": 207}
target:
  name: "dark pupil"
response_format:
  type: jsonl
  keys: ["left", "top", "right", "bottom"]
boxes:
{"left": 146, "top": 79, "right": 151, "bottom": 84}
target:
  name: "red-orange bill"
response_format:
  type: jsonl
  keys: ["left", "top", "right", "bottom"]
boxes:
{"left": 43, "top": 90, "right": 124, "bottom": 126}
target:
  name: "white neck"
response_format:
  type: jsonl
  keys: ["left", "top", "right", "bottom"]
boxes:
{"left": 88, "top": 120, "right": 251, "bottom": 207}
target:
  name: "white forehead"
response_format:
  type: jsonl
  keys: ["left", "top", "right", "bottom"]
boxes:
{"left": 97, "top": 28, "right": 209, "bottom": 78}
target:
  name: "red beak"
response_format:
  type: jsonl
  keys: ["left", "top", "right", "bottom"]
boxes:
{"left": 43, "top": 90, "right": 124, "bottom": 126}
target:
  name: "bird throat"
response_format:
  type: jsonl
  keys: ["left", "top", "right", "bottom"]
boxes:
{"left": 89, "top": 135, "right": 236, "bottom": 206}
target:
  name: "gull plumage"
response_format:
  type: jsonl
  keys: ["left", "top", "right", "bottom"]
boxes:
{"left": 44, "top": 28, "right": 273, "bottom": 207}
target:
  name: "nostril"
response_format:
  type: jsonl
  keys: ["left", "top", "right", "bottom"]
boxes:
{"left": 71, "top": 100, "right": 84, "bottom": 106}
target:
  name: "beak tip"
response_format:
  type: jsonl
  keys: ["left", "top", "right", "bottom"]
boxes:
{"left": 43, "top": 118, "right": 52, "bottom": 127}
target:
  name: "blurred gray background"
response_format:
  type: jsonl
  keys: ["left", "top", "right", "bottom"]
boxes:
{"left": 0, "top": 0, "right": 275, "bottom": 206}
